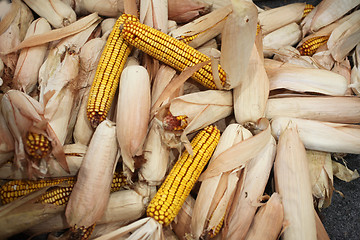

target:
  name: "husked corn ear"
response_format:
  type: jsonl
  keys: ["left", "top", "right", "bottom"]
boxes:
{"left": 0, "top": 177, "right": 74, "bottom": 205}
{"left": 163, "top": 111, "right": 188, "bottom": 131}
{"left": 297, "top": 36, "right": 329, "bottom": 56}
{"left": 69, "top": 224, "right": 96, "bottom": 240}
{"left": 25, "top": 132, "right": 52, "bottom": 160}
{"left": 110, "top": 171, "right": 128, "bottom": 193}
{"left": 39, "top": 185, "right": 73, "bottom": 206}
{"left": 146, "top": 125, "right": 220, "bottom": 226}
{"left": 86, "top": 14, "right": 137, "bottom": 128}
{"left": 302, "top": 4, "right": 315, "bottom": 18}
{"left": 119, "top": 14, "right": 226, "bottom": 90}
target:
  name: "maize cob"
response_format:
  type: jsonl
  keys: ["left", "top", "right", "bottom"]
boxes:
{"left": 302, "top": 4, "right": 315, "bottom": 18}
{"left": 146, "top": 125, "right": 220, "bottom": 226}
{"left": 86, "top": 15, "right": 137, "bottom": 128}
{"left": 0, "top": 172, "right": 127, "bottom": 205}
{"left": 24, "top": 132, "right": 52, "bottom": 160}
{"left": 163, "top": 111, "right": 188, "bottom": 131}
{"left": 297, "top": 36, "right": 329, "bottom": 56}
{"left": 119, "top": 14, "right": 226, "bottom": 89}
{"left": 179, "top": 34, "right": 199, "bottom": 44}
{"left": 69, "top": 224, "right": 96, "bottom": 240}
{"left": 209, "top": 215, "right": 224, "bottom": 238}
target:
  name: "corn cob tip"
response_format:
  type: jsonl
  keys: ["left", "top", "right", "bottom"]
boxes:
{"left": 163, "top": 112, "right": 188, "bottom": 131}
{"left": 25, "top": 132, "right": 52, "bottom": 160}
{"left": 297, "top": 35, "right": 329, "bottom": 56}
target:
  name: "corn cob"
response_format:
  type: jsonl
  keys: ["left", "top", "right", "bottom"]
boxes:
{"left": 119, "top": 14, "right": 226, "bottom": 89}
{"left": 0, "top": 172, "right": 127, "bottom": 205}
{"left": 69, "top": 224, "right": 96, "bottom": 240}
{"left": 86, "top": 15, "right": 137, "bottom": 128}
{"left": 302, "top": 4, "right": 315, "bottom": 18}
{"left": 297, "top": 36, "right": 329, "bottom": 56}
{"left": 209, "top": 215, "right": 225, "bottom": 238}
{"left": 179, "top": 34, "right": 199, "bottom": 44}
{"left": 163, "top": 111, "right": 188, "bottom": 131}
{"left": 146, "top": 125, "right": 220, "bottom": 226}
{"left": 24, "top": 132, "right": 52, "bottom": 160}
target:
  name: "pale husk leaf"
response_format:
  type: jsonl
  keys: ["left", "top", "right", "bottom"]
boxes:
{"left": 234, "top": 44, "right": 269, "bottom": 124}
{"left": 244, "top": 193, "right": 284, "bottom": 240}
{"left": 172, "top": 196, "right": 196, "bottom": 240}
{"left": 117, "top": 65, "right": 151, "bottom": 172}
{"left": 76, "top": 0, "right": 125, "bottom": 17}
{"left": 350, "top": 66, "right": 360, "bottom": 95}
{"left": 225, "top": 136, "right": 276, "bottom": 240}
{"left": 65, "top": 120, "right": 118, "bottom": 227}
{"left": 168, "top": 0, "right": 208, "bottom": 23}
{"left": 274, "top": 121, "right": 316, "bottom": 240}
{"left": 151, "top": 65, "right": 177, "bottom": 107}
{"left": 271, "top": 117, "right": 360, "bottom": 154}
{"left": 332, "top": 161, "right": 360, "bottom": 182}
{"left": 315, "top": 209, "right": 330, "bottom": 240}
{"left": 140, "top": 0, "right": 168, "bottom": 33}
{"left": 220, "top": 0, "right": 258, "bottom": 89}
{"left": 265, "top": 96, "right": 360, "bottom": 123}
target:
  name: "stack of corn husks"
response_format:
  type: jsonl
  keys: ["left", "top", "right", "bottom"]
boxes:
{"left": 0, "top": 0, "right": 359, "bottom": 239}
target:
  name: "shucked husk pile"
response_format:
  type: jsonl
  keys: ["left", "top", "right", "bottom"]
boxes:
{"left": 0, "top": 0, "right": 359, "bottom": 239}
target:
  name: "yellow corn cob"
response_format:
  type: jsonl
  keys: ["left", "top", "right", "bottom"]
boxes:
{"left": 302, "top": 4, "right": 315, "bottom": 18}
{"left": 146, "top": 125, "right": 220, "bottom": 226}
{"left": 86, "top": 15, "right": 138, "bottom": 128}
{"left": 256, "top": 23, "right": 261, "bottom": 35}
{"left": 297, "top": 36, "right": 329, "bottom": 56}
{"left": 119, "top": 14, "right": 226, "bottom": 90}
{"left": 0, "top": 177, "right": 74, "bottom": 205}
{"left": 209, "top": 215, "right": 225, "bottom": 238}
{"left": 163, "top": 111, "right": 188, "bottom": 131}
{"left": 25, "top": 132, "right": 52, "bottom": 160}
{"left": 179, "top": 34, "right": 199, "bottom": 44}
{"left": 69, "top": 224, "right": 96, "bottom": 240}
{"left": 0, "top": 172, "right": 127, "bottom": 205}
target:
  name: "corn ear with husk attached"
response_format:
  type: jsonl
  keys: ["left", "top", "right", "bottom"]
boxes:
{"left": 192, "top": 124, "right": 253, "bottom": 239}
{"left": 274, "top": 121, "right": 317, "bottom": 240}
{"left": 168, "top": 0, "right": 209, "bottom": 23}
{"left": 234, "top": 43, "right": 269, "bottom": 124}
{"left": 327, "top": 10, "right": 360, "bottom": 62}
{"left": 220, "top": 0, "right": 258, "bottom": 89}
{"left": 307, "top": 150, "right": 333, "bottom": 209}
{"left": 224, "top": 136, "right": 276, "bottom": 240}
{"left": 168, "top": 90, "right": 232, "bottom": 154}
{"left": 22, "top": 0, "right": 76, "bottom": 28}
{"left": 302, "top": 0, "right": 360, "bottom": 34}
{"left": 258, "top": 3, "right": 305, "bottom": 35}
{"left": 1, "top": 90, "right": 68, "bottom": 178}
{"left": 12, "top": 18, "right": 51, "bottom": 94}
{"left": 169, "top": 4, "right": 232, "bottom": 49}
{"left": 262, "top": 22, "right": 302, "bottom": 57}
{"left": 0, "top": 106, "right": 14, "bottom": 165}
{"left": 271, "top": 117, "right": 360, "bottom": 154}
{"left": 265, "top": 61, "right": 348, "bottom": 96}
{"left": 73, "top": 0, "right": 126, "bottom": 17}
{"left": 65, "top": 120, "right": 118, "bottom": 228}
{"left": 116, "top": 65, "right": 151, "bottom": 173}
{"left": 244, "top": 193, "right": 284, "bottom": 240}
{"left": 265, "top": 96, "right": 360, "bottom": 124}
{"left": 151, "top": 65, "right": 178, "bottom": 107}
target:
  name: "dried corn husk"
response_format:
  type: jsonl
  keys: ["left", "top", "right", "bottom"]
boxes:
{"left": 1, "top": 90, "right": 68, "bottom": 178}
{"left": 140, "top": 0, "right": 168, "bottom": 33}
{"left": 265, "top": 61, "right": 348, "bottom": 96}
{"left": 315, "top": 209, "right": 330, "bottom": 240}
{"left": 23, "top": 0, "right": 76, "bottom": 28}
{"left": 258, "top": 3, "right": 305, "bottom": 35}
{"left": 234, "top": 43, "right": 269, "bottom": 124}
{"left": 65, "top": 120, "right": 118, "bottom": 228}
{"left": 151, "top": 65, "right": 178, "bottom": 107}
{"left": 265, "top": 96, "right": 360, "bottom": 123}
{"left": 172, "top": 196, "right": 195, "bottom": 240}
{"left": 168, "top": 90, "right": 232, "bottom": 154}
{"left": 192, "top": 124, "right": 252, "bottom": 239}
{"left": 12, "top": 18, "right": 51, "bottom": 94}
{"left": 307, "top": 150, "right": 333, "bottom": 209}
{"left": 169, "top": 5, "right": 232, "bottom": 49}
{"left": 168, "top": 0, "right": 209, "bottom": 23}
{"left": 272, "top": 47, "right": 317, "bottom": 69}
{"left": 220, "top": 0, "right": 258, "bottom": 89}
{"left": 0, "top": 104, "right": 14, "bottom": 165}
{"left": 274, "top": 121, "right": 316, "bottom": 240}
{"left": 327, "top": 10, "right": 360, "bottom": 62}
{"left": 225, "top": 136, "right": 276, "bottom": 240}
{"left": 117, "top": 65, "right": 151, "bottom": 172}
{"left": 332, "top": 161, "right": 360, "bottom": 182}
{"left": 101, "top": 18, "right": 117, "bottom": 36}
{"left": 305, "top": 0, "right": 360, "bottom": 33}
{"left": 263, "top": 22, "right": 302, "bottom": 57}
{"left": 271, "top": 117, "right": 360, "bottom": 154}
{"left": 74, "top": 0, "right": 126, "bottom": 17}
{"left": 331, "top": 59, "right": 352, "bottom": 95}
{"left": 244, "top": 193, "right": 284, "bottom": 240}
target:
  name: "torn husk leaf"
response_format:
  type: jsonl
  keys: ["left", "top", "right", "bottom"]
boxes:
{"left": 220, "top": 0, "right": 258, "bottom": 89}
{"left": 200, "top": 118, "right": 271, "bottom": 180}
{"left": 244, "top": 193, "right": 284, "bottom": 240}
{"left": 274, "top": 121, "right": 316, "bottom": 240}
{"left": 65, "top": 120, "right": 118, "bottom": 228}
{"left": 116, "top": 65, "right": 151, "bottom": 172}
{"left": 192, "top": 124, "right": 252, "bottom": 239}
{"left": 306, "top": 150, "right": 333, "bottom": 209}
{"left": 271, "top": 117, "right": 360, "bottom": 154}
{"left": 225, "top": 136, "right": 276, "bottom": 240}
{"left": 332, "top": 161, "right": 360, "bottom": 182}
{"left": 265, "top": 96, "right": 360, "bottom": 124}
